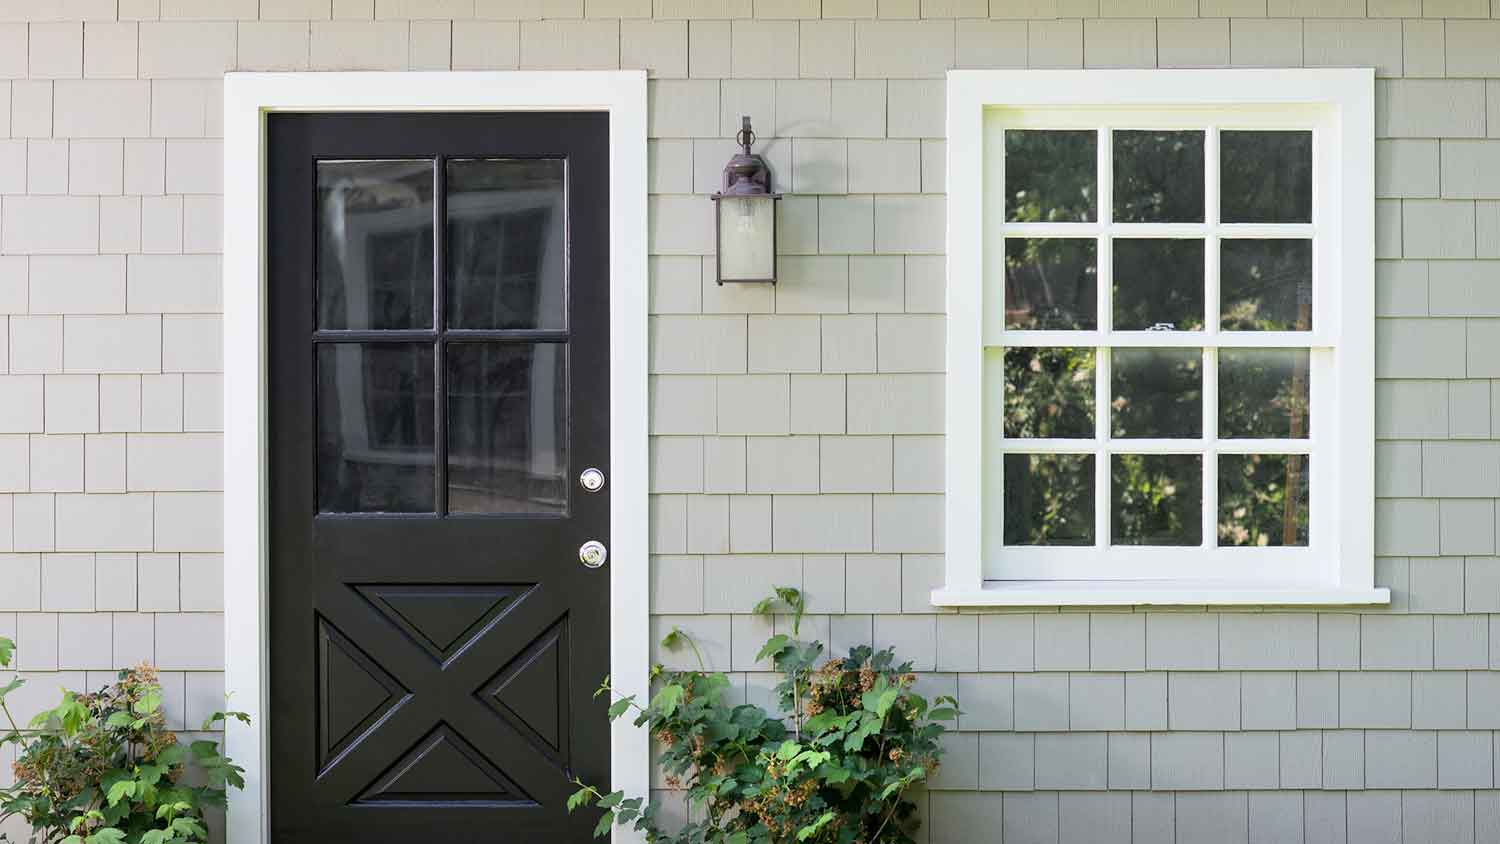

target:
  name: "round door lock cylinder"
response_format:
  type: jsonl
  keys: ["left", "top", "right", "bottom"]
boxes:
{"left": 579, "top": 540, "right": 608, "bottom": 568}
{"left": 580, "top": 467, "right": 606, "bottom": 492}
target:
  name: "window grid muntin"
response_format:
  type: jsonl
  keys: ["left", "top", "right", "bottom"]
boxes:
{"left": 994, "top": 122, "right": 1320, "bottom": 552}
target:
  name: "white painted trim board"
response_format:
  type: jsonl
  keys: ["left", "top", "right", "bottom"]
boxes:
{"left": 222, "top": 70, "right": 649, "bottom": 844}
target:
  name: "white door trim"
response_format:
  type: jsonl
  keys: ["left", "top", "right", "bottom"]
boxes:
{"left": 221, "top": 71, "right": 649, "bottom": 844}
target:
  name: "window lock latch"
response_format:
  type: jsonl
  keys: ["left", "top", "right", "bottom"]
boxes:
{"left": 1147, "top": 322, "right": 1175, "bottom": 332}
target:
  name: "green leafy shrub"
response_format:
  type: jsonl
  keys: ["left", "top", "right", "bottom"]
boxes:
{"left": 0, "top": 637, "right": 248, "bottom": 844}
{"left": 570, "top": 588, "right": 957, "bottom": 844}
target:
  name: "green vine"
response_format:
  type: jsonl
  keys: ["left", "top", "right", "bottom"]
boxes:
{"left": 0, "top": 638, "right": 248, "bottom": 844}
{"left": 570, "top": 587, "right": 958, "bottom": 844}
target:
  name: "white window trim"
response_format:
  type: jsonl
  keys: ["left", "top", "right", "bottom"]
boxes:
{"left": 937, "top": 69, "right": 1387, "bottom": 607}
{"left": 222, "top": 71, "right": 650, "bottom": 844}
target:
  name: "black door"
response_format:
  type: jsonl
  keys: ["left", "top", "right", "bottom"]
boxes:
{"left": 267, "top": 112, "right": 610, "bottom": 844}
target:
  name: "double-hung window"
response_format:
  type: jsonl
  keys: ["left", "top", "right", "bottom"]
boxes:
{"left": 940, "top": 70, "right": 1385, "bottom": 606}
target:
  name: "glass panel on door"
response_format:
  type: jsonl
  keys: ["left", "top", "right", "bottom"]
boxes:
{"left": 313, "top": 157, "right": 571, "bottom": 516}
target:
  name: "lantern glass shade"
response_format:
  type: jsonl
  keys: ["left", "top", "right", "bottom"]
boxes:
{"left": 716, "top": 194, "right": 776, "bottom": 282}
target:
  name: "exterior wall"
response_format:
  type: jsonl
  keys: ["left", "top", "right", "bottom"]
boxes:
{"left": 0, "top": 1, "right": 1496, "bottom": 841}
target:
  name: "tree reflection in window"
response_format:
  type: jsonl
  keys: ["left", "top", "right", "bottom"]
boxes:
{"left": 1221, "top": 239, "right": 1312, "bottom": 331}
{"left": 1004, "top": 453, "right": 1095, "bottom": 546}
{"left": 1111, "top": 348, "right": 1203, "bottom": 439}
{"left": 1113, "top": 130, "right": 1205, "bottom": 223}
{"left": 1004, "top": 130, "right": 1096, "bottom": 223}
{"left": 1003, "top": 347, "right": 1095, "bottom": 439}
{"left": 1221, "top": 131, "right": 1313, "bottom": 223}
{"left": 1219, "top": 454, "right": 1309, "bottom": 546}
{"left": 1112, "top": 454, "right": 1202, "bottom": 546}
{"left": 1112, "top": 238, "right": 1205, "bottom": 331}
{"left": 1004, "top": 238, "right": 1097, "bottom": 330}
{"left": 1219, "top": 349, "right": 1310, "bottom": 439}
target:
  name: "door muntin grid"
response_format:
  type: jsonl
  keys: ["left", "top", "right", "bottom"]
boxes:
{"left": 313, "top": 156, "right": 571, "bottom": 517}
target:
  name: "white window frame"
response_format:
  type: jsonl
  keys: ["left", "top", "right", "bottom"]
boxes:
{"left": 222, "top": 71, "right": 650, "bottom": 844}
{"left": 938, "top": 69, "right": 1387, "bottom": 607}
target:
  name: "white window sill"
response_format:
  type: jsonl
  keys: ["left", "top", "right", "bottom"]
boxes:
{"left": 932, "top": 581, "right": 1391, "bottom": 608}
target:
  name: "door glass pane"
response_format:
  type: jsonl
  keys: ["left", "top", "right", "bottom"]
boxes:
{"left": 317, "top": 343, "right": 435, "bottom": 513}
{"left": 1111, "top": 347, "right": 1203, "bottom": 438}
{"left": 447, "top": 342, "right": 567, "bottom": 515}
{"left": 1221, "top": 131, "right": 1313, "bottom": 223}
{"left": 1112, "top": 453, "right": 1202, "bottom": 546}
{"left": 1219, "top": 348, "right": 1311, "bottom": 438}
{"left": 317, "top": 160, "right": 434, "bottom": 330}
{"left": 1113, "top": 130, "right": 1205, "bottom": 223}
{"left": 1003, "top": 347, "right": 1096, "bottom": 439}
{"left": 1004, "top": 130, "right": 1097, "bottom": 223}
{"left": 1220, "top": 239, "right": 1313, "bottom": 331}
{"left": 1004, "top": 238, "right": 1098, "bottom": 330}
{"left": 1003, "top": 453, "right": 1095, "bottom": 546}
{"left": 446, "top": 159, "right": 567, "bottom": 330}
{"left": 1113, "top": 238, "right": 1205, "bottom": 331}
{"left": 1219, "top": 453, "right": 1310, "bottom": 547}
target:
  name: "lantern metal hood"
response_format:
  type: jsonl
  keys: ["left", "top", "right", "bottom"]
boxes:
{"left": 711, "top": 116, "right": 781, "bottom": 284}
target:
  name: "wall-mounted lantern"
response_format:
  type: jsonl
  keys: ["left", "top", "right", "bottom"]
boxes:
{"left": 712, "top": 116, "right": 781, "bottom": 284}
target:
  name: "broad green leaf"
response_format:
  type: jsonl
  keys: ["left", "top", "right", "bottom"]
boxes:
{"left": 104, "top": 711, "right": 134, "bottom": 728}
{"left": 137, "top": 764, "right": 165, "bottom": 787}
{"left": 926, "top": 707, "right": 958, "bottom": 721}
{"left": 597, "top": 791, "right": 625, "bottom": 810}
{"left": 754, "top": 634, "right": 789, "bottom": 664}
{"left": 140, "top": 830, "right": 169, "bottom": 844}
{"left": 649, "top": 684, "right": 684, "bottom": 717}
{"left": 106, "top": 780, "right": 136, "bottom": 807}
{"left": 607, "top": 696, "right": 636, "bottom": 720}
{"left": 0, "top": 637, "right": 13, "bottom": 667}
{"left": 133, "top": 689, "right": 163, "bottom": 715}
{"left": 593, "top": 811, "right": 615, "bottom": 838}
{"left": 567, "top": 788, "right": 594, "bottom": 812}
{"left": 775, "top": 740, "right": 801, "bottom": 761}
{"left": 796, "top": 811, "right": 836, "bottom": 842}
{"left": 87, "top": 828, "right": 127, "bottom": 844}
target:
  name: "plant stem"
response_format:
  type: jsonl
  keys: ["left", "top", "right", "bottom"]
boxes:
{"left": 867, "top": 786, "right": 907, "bottom": 844}
{"left": 684, "top": 635, "right": 706, "bottom": 672}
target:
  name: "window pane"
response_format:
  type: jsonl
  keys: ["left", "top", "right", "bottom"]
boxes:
{"left": 1113, "top": 130, "right": 1205, "bottom": 223}
{"left": 447, "top": 342, "right": 567, "bottom": 515}
{"left": 1221, "top": 131, "right": 1313, "bottom": 223}
{"left": 1004, "top": 347, "right": 1096, "bottom": 439}
{"left": 317, "top": 343, "right": 435, "bottom": 513}
{"left": 1219, "top": 453, "right": 1309, "bottom": 547}
{"left": 1220, "top": 239, "right": 1312, "bottom": 331}
{"left": 1004, "top": 238, "right": 1098, "bottom": 330}
{"left": 446, "top": 159, "right": 567, "bottom": 330}
{"left": 1111, "top": 453, "right": 1202, "bottom": 546}
{"left": 317, "top": 160, "right": 434, "bottom": 330}
{"left": 1218, "top": 348, "right": 1310, "bottom": 439}
{"left": 1005, "top": 130, "right": 1097, "bottom": 223}
{"left": 1113, "top": 238, "right": 1205, "bottom": 331}
{"left": 1111, "top": 348, "right": 1203, "bottom": 439}
{"left": 1004, "top": 453, "right": 1095, "bottom": 546}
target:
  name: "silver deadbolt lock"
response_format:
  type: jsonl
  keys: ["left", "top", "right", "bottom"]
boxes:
{"left": 579, "top": 540, "right": 608, "bottom": 568}
{"left": 580, "top": 467, "right": 606, "bottom": 492}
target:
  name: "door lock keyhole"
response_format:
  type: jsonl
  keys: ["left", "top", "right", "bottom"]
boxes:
{"left": 580, "top": 540, "right": 608, "bottom": 568}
